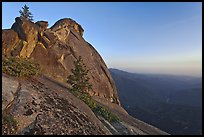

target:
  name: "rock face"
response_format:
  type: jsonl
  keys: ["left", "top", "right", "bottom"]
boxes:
{"left": 50, "top": 18, "right": 84, "bottom": 37}
{"left": 35, "top": 21, "right": 48, "bottom": 30}
{"left": 2, "top": 17, "right": 120, "bottom": 105}
{"left": 11, "top": 17, "right": 39, "bottom": 58}
{"left": 2, "top": 75, "right": 168, "bottom": 135}
{"left": 2, "top": 29, "right": 22, "bottom": 57}
{"left": 2, "top": 76, "right": 19, "bottom": 111}
{"left": 2, "top": 75, "right": 111, "bottom": 135}
{"left": 2, "top": 17, "right": 169, "bottom": 135}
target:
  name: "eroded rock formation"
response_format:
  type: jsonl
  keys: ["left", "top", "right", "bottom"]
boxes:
{"left": 2, "top": 17, "right": 120, "bottom": 105}
{"left": 2, "top": 17, "right": 169, "bottom": 135}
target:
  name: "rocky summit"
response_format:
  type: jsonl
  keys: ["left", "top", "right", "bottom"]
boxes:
{"left": 3, "top": 17, "right": 119, "bottom": 105}
{"left": 2, "top": 17, "right": 169, "bottom": 135}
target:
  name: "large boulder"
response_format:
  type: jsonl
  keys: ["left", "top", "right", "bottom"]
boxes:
{"left": 50, "top": 18, "right": 84, "bottom": 37}
{"left": 2, "top": 29, "right": 22, "bottom": 57}
{"left": 11, "top": 17, "right": 40, "bottom": 42}
{"left": 11, "top": 17, "right": 40, "bottom": 58}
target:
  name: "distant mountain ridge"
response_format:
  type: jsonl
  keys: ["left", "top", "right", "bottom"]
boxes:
{"left": 109, "top": 68, "right": 202, "bottom": 135}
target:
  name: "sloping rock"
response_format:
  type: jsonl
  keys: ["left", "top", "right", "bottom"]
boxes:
{"left": 2, "top": 75, "right": 111, "bottom": 135}
{"left": 2, "top": 75, "right": 168, "bottom": 135}
{"left": 2, "top": 75, "right": 19, "bottom": 111}
{"left": 3, "top": 17, "right": 120, "bottom": 105}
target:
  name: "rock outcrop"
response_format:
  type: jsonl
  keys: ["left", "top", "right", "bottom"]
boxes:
{"left": 2, "top": 29, "right": 22, "bottom": 57}
{"left": 11, "top": 17, "right": 39, "bottom": 58}
{"left": 2, "top": 17, "right": 120, "bottom": 105}
{"left": 2, "top": 17, "right": 169, "bottom": 135}
{"left": 2, "top": 75, "right": 111, "bottom": 135}
{"left": 2, "top": 75, "right": 169, "bottom": 135}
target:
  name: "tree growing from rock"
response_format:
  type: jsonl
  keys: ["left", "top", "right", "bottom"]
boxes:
{"left": 67, "top": 56, "right": 92, "bottom": 94}
{"left": 19, "top": 4, "right": 34, "bottom": 22}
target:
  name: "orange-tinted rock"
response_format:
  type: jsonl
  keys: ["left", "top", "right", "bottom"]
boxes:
{"left": 50, "top": 18, "right": 84, "bottom": 37}
{"left": 2, "top": 17, "right": 169, "bottom": 135}
{"left": 11, "top": 17, "right": 39, "bottom": 42}
{"left": 11, "top": 17, "right": 39, "bottom": 58}
{"left": 2, "top": 17, "right": 120, "bottom": 105}
{"left": 2, "top": 29, "right": 22, "bottom": 57}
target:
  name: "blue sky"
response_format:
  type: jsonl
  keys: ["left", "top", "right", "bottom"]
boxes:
{"left": 2, "top": 2, "right": 202, "bottom": 76}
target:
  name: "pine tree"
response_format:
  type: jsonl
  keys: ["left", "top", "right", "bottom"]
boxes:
{"left": 67, "top": 56, "right": 92, "bottom": 94}
{"left": 19, "top": 4, "right": 34, "bottom": 22}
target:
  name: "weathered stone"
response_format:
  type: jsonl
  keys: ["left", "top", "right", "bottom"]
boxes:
{"left": 3, "top": 17, "right": 120, "bottom": 105}
{"left": 35, "top": 21, "right": 48, "bottom": 30}
{"left": 11, "top": 17, "right": 39, "bottom": 58}
{"left": 2, "top": 76, "right": 19, "bottom": 111}
{"left": 2, "top": 76, "right": 112, "bottom": 135}
{"left": 11, "top": 17, "right": 39, "bottom": 42}
{"left": 2, "top": 75, "right": 168, "bottom": 135}
{"left": 2, "top": 29, "right": 21, "bottom": 57}
{"left": 50, "top": 18, "right": 84, "bottom": 37}
{"left": 2, "top": 17, "right": 169, "bottom": 135}
{"left": 43, "top": 30, "right": 57, "bottom": 43}
{"left": 19, "top": 40, "right": 35, "bottom": 58}
{"left": 38, "top": 36, "right": 50, "bottom": 48}
{"left": 55, "top": 27, "right": 70, "bottom": 42}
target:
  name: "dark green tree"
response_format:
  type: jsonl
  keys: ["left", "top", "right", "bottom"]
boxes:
{"left": 67, "top": 56, "right": 92, "bottom": 94}
{"left": 19, "top": 4, "right": 34, "bottom": 22}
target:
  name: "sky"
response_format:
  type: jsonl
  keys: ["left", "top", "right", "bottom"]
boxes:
{"left": 2, "top": 2, "right": 202, "bottom": 77}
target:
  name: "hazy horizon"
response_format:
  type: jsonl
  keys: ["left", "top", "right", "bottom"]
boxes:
{"left": 2, "top": 2, "right": 202, "bottom": 77}
{"left": 109, "top": 67, "right": 202, "bottom": 78}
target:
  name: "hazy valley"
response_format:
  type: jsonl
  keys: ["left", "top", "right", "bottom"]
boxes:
{"left": 109, "top": 68, "right": 202, "bottom": 135}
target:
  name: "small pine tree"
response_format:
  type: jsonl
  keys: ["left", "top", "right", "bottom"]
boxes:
{"left": 19, "top": 4, "right": 34, "bottom": 22}
{"left": 67, "top": 56, "right": 92, "bottom": 94}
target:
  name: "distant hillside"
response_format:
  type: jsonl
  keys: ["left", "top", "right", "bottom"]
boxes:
{"left": 109, "top": 68, "right": 202, "bottom": 135}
